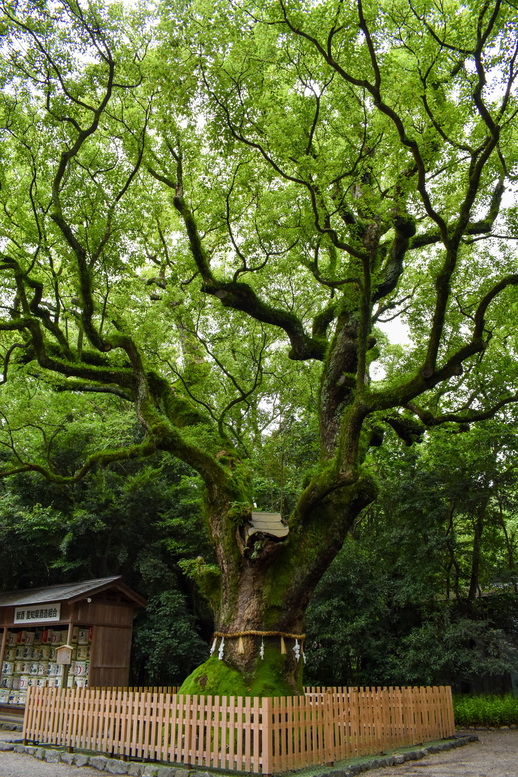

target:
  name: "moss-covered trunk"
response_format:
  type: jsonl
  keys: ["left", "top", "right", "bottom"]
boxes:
{"left": 180, "top": 472, "right": 376, "bottom": 697}
{"left": 181, "top": 562, "right": 305, "bottom": 696}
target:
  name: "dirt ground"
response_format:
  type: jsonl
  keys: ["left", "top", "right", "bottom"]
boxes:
{"left": 0, "top": 731, "right": 104, "bottom": 777}
{"left": 365, "top": 729, "right": 518, "bottom": 777}
{"left": 1, "top": 728, "right": 517, "bottom": 777}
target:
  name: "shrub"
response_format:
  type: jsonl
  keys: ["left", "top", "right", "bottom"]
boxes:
{"left": 453, "top": 693, "right": 518, "bottom": 727}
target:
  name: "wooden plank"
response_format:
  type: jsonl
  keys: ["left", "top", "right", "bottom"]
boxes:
{"left": 180, "top": 692, "right": 188, "bottom": 764}
{"left": 168, "top": 692, "right": 178, "bottom": 764}
{"left": 261, "top": 696, "right": 272, "bottom": 776}
{"left": 290, "top": 695, "right": 301, "bottom": 770}
{"left": 0, "top": 626, "right": 7, "bottom": 670}
{"left": 359, "top": 687, "right": 372, "bottom": 756}
{"left": 335, "top": 688, "right": 347, "bottom": 760}
{"left": 191, "top": 693, "right": 200, "bottom": 766}
{"left": 415, "top": 687, "right": 424, "bottom": 744}
{"left": 135, "top": 689, "right": 145, "bottom": 758}
{"left": 94, "top": 688, "right": 103, "bottom": 753}
{"left": 61, "top": 687, "right": 73, "bottom": 750}
{"left": 47, "top": 687, "right": 58, "bottom": 743}
{"left": 156, "top": 690, "right": 166, "bottom": 762}
{"left": 270, "top": 696, "right": 278, "bottom": 773}
{"left": 243, "top": 695, "right": 252, "bottom": 773}
{"left": 206, "top": 694, "right": 215, "bottom": 769}
{"left": 421, "top": 687, "right": 430, "bottom": 742}
{"left": 149, "top": 690, "right": 158, "bottom": 761}
{"left": 235, "top": 694, "right": 243, "bottom": 771}
{"left": 197, "top": 695, "right": 207, "bottom": 767}
{"left": 345, "top": 687, "right": 355, "bottom": 759}
{"left": 129, "top": 690, "right": 138, "bottom": 759}
{"left": 252, "top": 695, "right": 260, "bottom": 774}
{"left": 349, "top": 686, "right": 358, "bottom": 759}
{"left": 220, "top": 695, "right": 228, "bottom": 770}
{"left": 22, "top": 685, "right": 34, "bottom": 740}
{"left": 112, "top": 687, "right": 123, "bottom": 757}
{"left": 213, "top": 694, "right": 220, "bottom": 769}
{"left": 228, "top": 695, "right": 236, "bottom": 770}
{"left": 324, "top": 688, "right": 334, "bottom": 765}
{"left": 35, "top": 688, "right": 46, "bottom": 743}
{"left": 71, "top": 686, "right": 83, "bottom": 749}
{"left": 103, "top": 687, "right": 113, "bottom": 753}
{"left": 373, "top": 687, "right": 383, "bottom": 754}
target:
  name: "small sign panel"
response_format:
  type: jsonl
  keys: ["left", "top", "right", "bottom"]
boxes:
{"left": 56, "top": 645, "right": 73, "bottom": 665}
{"left": 14, "top": 604, "right": 61, "bottom": 624}
{"left": 245, "top": 512, "right": 289, "bottom": 541}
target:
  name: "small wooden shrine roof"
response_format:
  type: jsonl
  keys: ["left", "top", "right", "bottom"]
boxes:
{"left": 245, "top": 511, "right": 289, "bottom": 541}
{"left": 0, "top": 576, "right": 146, "bottom": 609}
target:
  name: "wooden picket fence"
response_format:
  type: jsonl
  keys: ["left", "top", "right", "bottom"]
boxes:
{"left": 23, "top": 685, "right": 455, "bottom": 774}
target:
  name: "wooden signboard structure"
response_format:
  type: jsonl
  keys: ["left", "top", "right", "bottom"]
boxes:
{"left": 0, "top": 576, "right": 146, "bottom": 715}
{"left": 244, "top": 512, "right": 289, "bottom": 542}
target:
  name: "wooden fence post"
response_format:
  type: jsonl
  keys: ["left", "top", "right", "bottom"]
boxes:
{"left": 262, "top": 696, "right": 273, "bottom": 776}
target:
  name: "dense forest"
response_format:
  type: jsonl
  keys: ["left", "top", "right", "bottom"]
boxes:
{"left": 1, "top": 415, "right": 517, "bottom": 691}
{"left": 0, "top": 0, "right": 517, "bottom": 694}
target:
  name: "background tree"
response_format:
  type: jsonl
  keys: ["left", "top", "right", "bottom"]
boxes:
{"left": 1, "top": 0, "right": 518, "bottom": 695}
{"left": 305, "top": 421, "right": 518, "bottom": 691}
{"left": 0, "top": 402, "right": 213, "bottom": 683}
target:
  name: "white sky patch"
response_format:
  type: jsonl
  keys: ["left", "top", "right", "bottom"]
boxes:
{"left": 379, "top": 318, "right": 410, "bottom": 347}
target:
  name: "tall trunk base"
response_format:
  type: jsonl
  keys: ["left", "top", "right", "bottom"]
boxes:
{"left": 179, "top": 644, "right": 303, "bottom": 697}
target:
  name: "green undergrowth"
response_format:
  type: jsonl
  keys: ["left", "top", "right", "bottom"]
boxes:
{"left": 453, "top": 693, "right": 518, "bottom": 727}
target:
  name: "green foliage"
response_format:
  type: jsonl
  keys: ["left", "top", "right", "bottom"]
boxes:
{"left": 1, "top": 0, "right": 518, "bottom": 694}
{"left": 179, "top": 556, "right": 222, "bottom": 611}
{"left": 453, "top": 694, "right": 518, "bottom": 728}
{"left": 304, "top": 421, "right": 518, "bottom": 691}
{"left": 391, "top": 612, "right": 518, "bottom": 689}
{"left": 131, "top": 589, "right": 209, "bottom": 686}
{"left": 0, "top": 424, "right": 215, "bottom": 685}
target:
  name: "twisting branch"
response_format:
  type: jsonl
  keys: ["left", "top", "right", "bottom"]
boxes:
{"left": 149, "top": 154, "right": 327, "bottom": 361}
{"left": 372, "top": 272, "right": 518, "bottom": 412}
{"left": 0, "top": 342, "right": 29, "bottom": 384}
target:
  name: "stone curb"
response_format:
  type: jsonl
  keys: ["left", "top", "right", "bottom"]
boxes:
{"left": 0, "top": 722, "right": 22, "bottom": 732}
{"left": 323, "top": 735, "right": 479, "bottom": 776}
{"left": 0, "top": 734, "right": 479, "bottom": 776}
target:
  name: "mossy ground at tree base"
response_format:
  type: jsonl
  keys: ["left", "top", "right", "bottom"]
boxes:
{"left": 178, "top": 648, "right": 302, "bottom": 697}
{"left": 179, "top": 655, "right": 248, "bottom": 697}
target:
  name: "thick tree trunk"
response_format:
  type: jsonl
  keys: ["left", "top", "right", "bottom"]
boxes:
{"left": 180, "top": 473, "right": 376, "bottom": 696}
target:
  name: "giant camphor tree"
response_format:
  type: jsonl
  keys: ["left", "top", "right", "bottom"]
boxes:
{"left": 1, "top": 0, "right": 518, "bottom": 695}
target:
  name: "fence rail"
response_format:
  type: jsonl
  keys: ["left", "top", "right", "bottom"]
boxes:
{"left": 23, "top": 685, "right": 454, "bottom": 774}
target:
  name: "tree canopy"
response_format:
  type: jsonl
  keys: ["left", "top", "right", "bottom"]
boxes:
{"left": 1, "top": 0, "right": 518, "bottom": 694}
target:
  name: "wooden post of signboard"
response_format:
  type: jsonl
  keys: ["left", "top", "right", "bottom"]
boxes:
{"left": 0, "top": 625, "right": 7, "bottom": 713}
{"left": 0, "top": 626, "right": 6, "bottom": 668}
{"left": 56, "top": 642, "right": 74, "bottom": 752}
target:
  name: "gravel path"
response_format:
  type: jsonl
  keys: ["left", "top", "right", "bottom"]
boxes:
{"left": 365, "top": 728, "right": 518, "bottom": 777}
{"left": 0, "top": 730, "right": 107, "bottom": 777}
{"left": 1, "top": 727, "right": 517, "bottom": 777}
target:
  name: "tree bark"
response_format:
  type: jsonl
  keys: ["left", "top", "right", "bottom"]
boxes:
{"left": 180, "top": 472, "right": 376, "bottom": 696}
